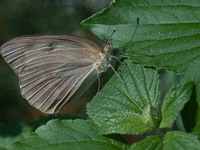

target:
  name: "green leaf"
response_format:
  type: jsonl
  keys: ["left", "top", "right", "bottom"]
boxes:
{"left": 142, "top": 105, "right": 161, "bottom": 128}
{"left": 81, "top": 0, "right": 200, "bottom": 73}
{"left": 129, "top": 135, "right": 163, "bottom": 150}
{"left": 87, "top": 60, "right": 160, "bottom": 126}
{"left": 182, "top": 59, "right": 200, "bottom": 104}
{"left": 160, "top": 82, "right": 194, "bottom": 128}
{"left": 164, "top": 131, "right": 200, "bottom": 150}
{"left": 9, "top": 119, "right": 130, "bottom": 150}
{"left": 181, "top": 59, "right": 200, "bottom": 136}
{"left": 158, "top": 70, "right": 184, "bottom": 105}
{"left": 129, "top": 131, "right": 200, "bottom": 150}
{"left": 0, "top": 114, "right": 82, "bottom": 149}
{"left": 99, "top": 112, "right": 153, "bottom": 135}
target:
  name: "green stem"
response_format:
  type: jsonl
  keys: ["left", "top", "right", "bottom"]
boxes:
{"left": 153, "top": 128, "right": 164, "bottom": 140}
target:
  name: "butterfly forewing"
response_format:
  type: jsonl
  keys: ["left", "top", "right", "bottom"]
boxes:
{"left": 1, "top": 35, "right": 102, "bottom": 76}
{"left": 1, "top": 35, "right": 104, "bottom": 113}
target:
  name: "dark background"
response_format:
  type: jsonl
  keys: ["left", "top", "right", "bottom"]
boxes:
{"left": 0, "top": 0, "right": 110, "bottom": 123}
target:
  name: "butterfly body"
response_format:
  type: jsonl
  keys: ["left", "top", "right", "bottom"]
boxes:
{"left": 1, "top": 35, "right": 112, "bottom": 113}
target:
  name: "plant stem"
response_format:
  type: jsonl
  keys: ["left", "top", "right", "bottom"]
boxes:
{"left": 153, "top": 128, "right": 164, "bottom": 140}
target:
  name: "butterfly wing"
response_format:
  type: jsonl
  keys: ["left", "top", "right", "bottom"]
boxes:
{"left": 20, "top": 50, "right": 98, "bottom": 113}
{"left": 1, "top": 35, "right": 102, "bottom": 76}
{"left": 1, "top": 35, "right": 102, "bottom": 113}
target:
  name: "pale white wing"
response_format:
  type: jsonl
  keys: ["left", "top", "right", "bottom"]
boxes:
{"left": 0, "top": 35, "right": 103, "bottom": 114}
{"left": 20, "top": 49, "right": 98, "bottom": 114}
{"left": 0, "top": 35, "right": 101, "bottom": 76}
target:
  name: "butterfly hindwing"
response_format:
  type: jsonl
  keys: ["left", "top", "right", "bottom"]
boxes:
{"left": 20, "top": 49, "right": 99, "bottom": 113}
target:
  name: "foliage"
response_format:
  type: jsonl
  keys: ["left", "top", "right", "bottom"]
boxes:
{"left": 1, "top": 0, "right": 200, "bottom": 149}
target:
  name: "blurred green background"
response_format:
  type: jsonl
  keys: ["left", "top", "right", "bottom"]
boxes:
{"left": 0, "top": 0, "right": 110, "bottom": 123}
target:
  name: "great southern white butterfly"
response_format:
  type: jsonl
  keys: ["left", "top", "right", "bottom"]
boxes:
{"left": 0, "top": 0, "right": 116, "bottom": 114}
{"left": 0, "top": 32, "right": 113, "bottom": 114}
{"left": 0, "top": 0, "right": 138, "bottom": 114}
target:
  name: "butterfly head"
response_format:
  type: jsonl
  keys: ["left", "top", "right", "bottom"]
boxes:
{"left": 101, "top": 43, "right": 112, "bottom": 54}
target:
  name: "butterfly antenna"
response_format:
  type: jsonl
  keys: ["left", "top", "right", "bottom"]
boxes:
{"left": 130, "top": 17, "right": 139, "bottom": 42}
{"left": 107, "top": 28, "right": 116, "bottom": 41}
{"left": 106, "top": 0, "right": 115, "bottom": 44}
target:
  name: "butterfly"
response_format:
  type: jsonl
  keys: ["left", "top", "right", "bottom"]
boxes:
{"left": 0, "top": 1, "right": 140, "bottom": 114}
{"left": 0, "top": 34, "right": 113, "bottom": 114}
